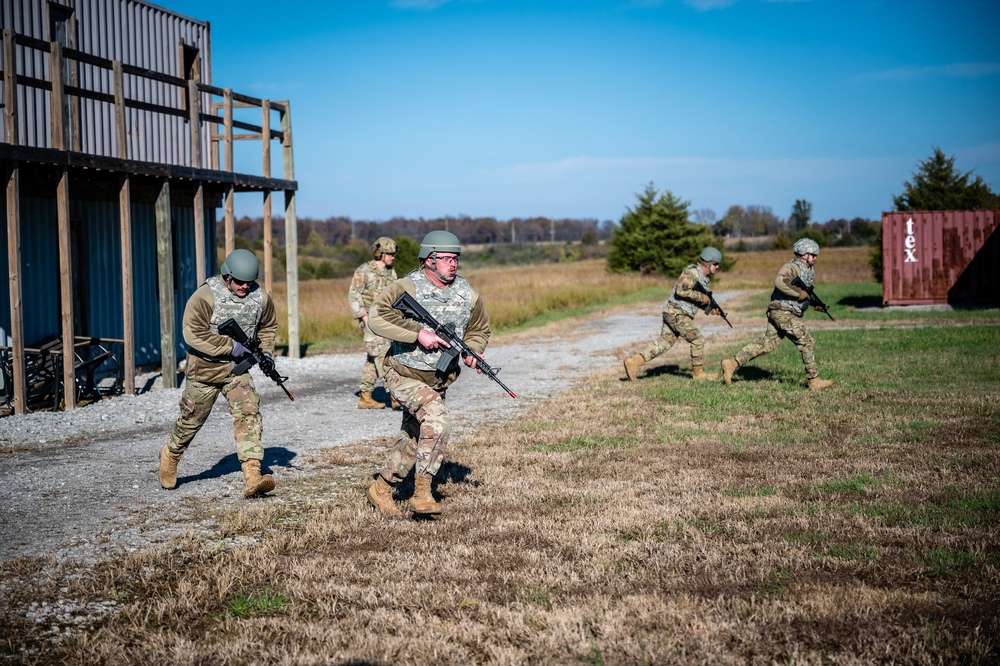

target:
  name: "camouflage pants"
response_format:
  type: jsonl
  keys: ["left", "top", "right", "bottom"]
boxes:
{"left": 358, "top": 332, "right": 391, "bottom": 393}
{"left": 378, "top": 367, "right": 451, "bottom": 483}
{"left": 640, "top": 309, "right": 705, "bottom": 366}
{"left": 735, "top": 309, "right": 818, "bottom": 379}
{"left": 167, "top": 374, "right": 264, "bottom": 462}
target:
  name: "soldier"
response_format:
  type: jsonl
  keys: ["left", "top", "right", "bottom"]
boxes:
{"left": 364, "top": 230, "right": 491, "bottom": 517}
{"left": 623, "top": 247, "right": 726, "bottom": 381}
{"left": 348, "top": 237, "right": 399, "bottom": 409}
{"left": 158, "top": 249, "right": 278, "bottom": 497}
{"left": 720, "top": 238, "right": 835, "bottom": 391}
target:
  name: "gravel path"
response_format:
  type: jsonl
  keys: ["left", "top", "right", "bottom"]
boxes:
{"left": 0, "top": 302, "right": 741, "bottom": 567}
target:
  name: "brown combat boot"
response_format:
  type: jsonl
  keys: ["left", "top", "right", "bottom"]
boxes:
{"left": 692, "top": 365, "right": 717, "bottom": 380}
{"left": 808, "top": 377, "right": 835, "bottom": 392}
{"left": 357, "top": 391, "right": 386, "bottom": 409}
{"left": 623, "top": 354, "right": 645, "bottom": 381}
{"left": 158, "top": 445, "right": 183, "bottom": 490}
{"left": 720, "top": 358, "right": 739, "bottom": 385}
{"left": 241, "top": 459, "right": 276, "bottom": 497}
{"left": 366, "top": 475, "right": 401, "bottom": 516}
{"left": 409, "top": 474, "right": 442, "bottom": 515}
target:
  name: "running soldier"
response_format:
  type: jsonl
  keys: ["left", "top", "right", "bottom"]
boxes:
{"left": 159, "top": 249, "right": 278, "bottom": 497}
{"left": 623, "top": 247, "right": 726, "bottom": 381}
{"left": 365, "top": 231, "right": 491, "bottom": 517}
{"left": 720, "top": 238, "right": 835, "bottom": 391}
{"left": 348, "top": 237, "right": 399, "bottom": 409}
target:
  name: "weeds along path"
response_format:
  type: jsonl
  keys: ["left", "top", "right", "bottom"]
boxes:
{"left": 0, "top": 298, "right": 745, "bottom": 567}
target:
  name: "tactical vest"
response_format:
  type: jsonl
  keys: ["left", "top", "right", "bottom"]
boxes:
{"left": 391, "top": 270, "right": 473, "bottom": 372}
{"left": 770, "top": 258, "right": 814, "bottom": 316}
{"left": 360, "top": 261, "right": 396, "bottom": 310}
{"left": 206, "top": 275, "right": 265, "bottom": 340}
{"left": 667, "top": 264, "right": 710, "bottom": 317}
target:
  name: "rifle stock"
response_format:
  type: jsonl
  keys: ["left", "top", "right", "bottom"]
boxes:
{"left": 392, "top": 292, "right": 516, "bottom": 398}
{"left": 218, "top": 318, "right": 295, "bottom": 400}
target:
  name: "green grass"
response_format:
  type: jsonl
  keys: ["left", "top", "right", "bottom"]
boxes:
{"left": 225, "top": 586, "right": 291, "bottom": 618}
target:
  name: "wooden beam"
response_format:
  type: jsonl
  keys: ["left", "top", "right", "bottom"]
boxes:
{"left": 4, "top": 30, "right": 18, "bottom": 146}
{"left": 49, "top": 41, "right": 67, "bottom": 151}
{"left": 56, "top": 167, "right": 75, "bottom": 409}
{"left": 155, "top": 180, "right": 177, "bottom": 389}
{"left": 224, "top": 185, "right": 234, "bottom": 257}
{"left": 113, "top": 60, "right": 127, "bottom": 159}
{"left": 119, "top": 175, "right": 135, "bottom": 395}
{"left": 263, "top": 190, "right": 272, "bottom": 296}
{"left": 223, "top": 88, "right": 233, "bottom": 173}
{"left": 280, "top": 102, "right": 299, "bottom": 358}
{"left": 189, "top": 79, "right": 206, "bottom": 284}
{"left": 4, "top": 161, "right": 25, "bottom": 414}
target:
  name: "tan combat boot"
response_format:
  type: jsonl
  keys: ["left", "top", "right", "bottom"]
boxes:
{"left": 409, "top": 474, "right": 442, "bottom": 515}
{"left": 720, "top": 358, "right": 739, "bottom": 385}
{"left": 357, "top": 391, "right": 386, "bottom": 409}
{"left": 241, "top": 460, "right": 276, "bottom": 497}
{"left": 623, "top": 354, "right": 645, "bottom": 381}
{"left": 158, "top": 445, "right": 183, "bottom": 490}
{"left": 366, "top": 476, "right": 401, "bottom": 517}
{"left": 692, "top": 365, "right": 717, "bottom": 380}
{"left": 390, "top": 395, "right": 402, "bottom": 410}
{"left": 808, "top": 377, "right": 835, "bottom": 392}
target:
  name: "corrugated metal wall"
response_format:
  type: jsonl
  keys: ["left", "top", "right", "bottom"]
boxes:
{"left": 0, "top": 0, "right": 213, "bottom": 166}
{"left": 881, "top": 210, "right": 1000, "bottom": 306}
{"left": 0, "top": 189, "right": 216, "bottom": 366}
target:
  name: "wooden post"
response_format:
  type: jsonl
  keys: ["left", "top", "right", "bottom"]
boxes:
{"left": 262, "top": 100, "right": 273, "bottom": 294}
{"left": 4, "top": 30, "right": 19, "bottom": 146}
{"left": 189, "top": 80, "right": 206, "bottom": 284}
{"left": 119, "top": 175, "right": 135, "bottom": 395}
{"left": 113, "top": 61, "right": 127, "bottom": 159}
{"left": 155, "top": 180, "right": 177, "bottom": 389}
{"left": 49, "top": 42, "right": 68, "bottom": 151}
{"left": 223, "top": 88, "right": 234, "bottom": 257}
{"left": 4, "top": 162, "right": 25, "bottom": 414}
{"left": 280, "top": 101, "right": 299, "bottom": 359}
{"left": 56, "top": 167, "right": 75, "bottom": 409}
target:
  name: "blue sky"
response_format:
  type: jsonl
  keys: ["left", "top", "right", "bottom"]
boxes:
{"left": 160, "top": 0, "right": 1000, "bottom": 225}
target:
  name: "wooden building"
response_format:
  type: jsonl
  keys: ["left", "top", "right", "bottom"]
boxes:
{"left": 1, "top": 0, "right": 300, "bottom": 415}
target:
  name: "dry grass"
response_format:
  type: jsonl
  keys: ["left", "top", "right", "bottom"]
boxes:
{"left": 715, "top": 247, "right": 875, "bottom": 289}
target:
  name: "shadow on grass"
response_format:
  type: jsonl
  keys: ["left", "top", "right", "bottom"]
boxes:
{"left": 176, "top": 446, "right": 298, "bottom": 487}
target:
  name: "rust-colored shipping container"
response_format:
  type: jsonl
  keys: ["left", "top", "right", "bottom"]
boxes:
{"left": 881, "top": 210, "right": 999, "bottom": 306}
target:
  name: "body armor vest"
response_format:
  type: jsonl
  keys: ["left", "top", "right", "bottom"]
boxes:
{"left": 206, "top": 275, "right": 265, "bottom": 340}
{"left": 391, "top": 270, "right": 473, "bottom": 372}
{"left": 667, "top": 264, "right": 710, "bottom": 317}
{"left": 770, "top": 258, "right": 814, "bottom": 316}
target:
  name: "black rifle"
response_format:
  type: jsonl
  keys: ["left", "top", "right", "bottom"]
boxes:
{"left": 791, "top": 276, "right": 835, "bottom": 321}
{"left": 392, "top": 292, "right": 516, "bottom": 398}
{"left": 219, "top": 318, "right": 295, "bottom": 400}
{"left": 692, "top": 282, "right": 733, "bottom": 328}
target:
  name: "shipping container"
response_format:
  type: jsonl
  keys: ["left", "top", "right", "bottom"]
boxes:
{"left": 881, "top": 210, "right": 999, "bottom": 306}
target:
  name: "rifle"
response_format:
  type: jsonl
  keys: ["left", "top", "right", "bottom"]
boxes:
{"left": 791, "top": 276, "right": 835, "bottom": 321}
{"left": 692, "top": 282, "right": 733, "bottom": 328}
{"left": 218, "top": 318, "right": 295, "bottom": 401}
{"left": 392, "top": 292, "right": 516, "bottom": 398}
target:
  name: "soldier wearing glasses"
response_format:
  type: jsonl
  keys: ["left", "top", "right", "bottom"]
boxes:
{"left": 364, "top": 231, "right": 491, "bottom": 518}
{"left": 623, "top": 247, "right": 726, "bottom": 381}
{"left": 158, "top": 249, "right": 279, "bottom": 497}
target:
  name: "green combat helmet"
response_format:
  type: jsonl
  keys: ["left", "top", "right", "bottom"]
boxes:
{"left": 792, "top": 238, "right": 820, "bottom": 256}
{"left": 372, "top": 237, "right": 397, "bottom": 259}
{"left": 418, "top": 230, "right": 461, "bottom": 260}
{"left": 700, "top": 246, "right": 723, "bottom": 264}
{"left": 220, "top": 249, "right": 259, "bottom": 282}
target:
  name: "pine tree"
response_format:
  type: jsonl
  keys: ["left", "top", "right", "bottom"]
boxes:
{"left": 607, "top": 183, "right": 714, "bottom": 276}
{"left": 893, "top": 147, "right": 1000, "bottom": 211}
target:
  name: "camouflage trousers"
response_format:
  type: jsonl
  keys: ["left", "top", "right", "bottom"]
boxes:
{"left": 640, "top": 309, "right": 705, "bottom": 367}
{"left": 167, "top": 374, "right": 265, "bottom": 462}
{"left": 358, "top": 333, "right": 391, "bottom": 393}
{"left": 378, "top": 367, "right": 451, "bottom": 483}
{"left": 735, "top": 309, "right": 818, "bottom": 379}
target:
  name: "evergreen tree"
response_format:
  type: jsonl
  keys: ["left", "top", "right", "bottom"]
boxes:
{"left": 790, "top": 199, "right": 812, "bottom": 231}
{"left": 607, "top": 183, "right": 714, "bottom": 276}
{"left": 893, "top": 147, "right": 1000, "bottom": 211}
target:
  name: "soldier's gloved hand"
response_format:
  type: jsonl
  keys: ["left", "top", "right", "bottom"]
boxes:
{"left": 704, "top": 303, "right": 714, "bottom": 315}
{"left": 708, "top": 307, "right": 721, "bottom": 316}
{"left": 813, "top": 303, "right": 828, "bottom": 313}
{"left": 259, "top": 353, "right": 275, "bottom": 374}
{"left": 797, "top": 290, "right": 810, "bottom": 302}
{"left": 232, "top": 340, "right": 250, "bottom": 358}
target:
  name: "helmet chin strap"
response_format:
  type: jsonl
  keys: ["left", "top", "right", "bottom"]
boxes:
{"left": 426, "top": 253, "right": 456, "bottom": 284}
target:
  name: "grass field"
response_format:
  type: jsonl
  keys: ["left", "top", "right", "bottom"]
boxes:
{"left": 3, "top": 248, "right": 998, "bottom": 664}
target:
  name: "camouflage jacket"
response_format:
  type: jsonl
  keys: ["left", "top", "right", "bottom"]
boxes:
{"left": 665, "top": 263, "right": 712, "bottom": 318}
{"left": 768, "top": 258, "right": 814, "bottom": 316}
{"left": 348, "top": 260, "right": 398, "bottom": 322}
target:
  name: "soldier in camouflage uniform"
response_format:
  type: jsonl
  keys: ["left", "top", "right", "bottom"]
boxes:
{"left": 720, "top": 238, "right": 835, "bottom": 391}
{"left": 365, "top": 230, "right": 491, "bottom": 518}
{"left": 158, "top": 249, "right": 279, "bottom": 497}
{"left": 348, "top": 237, "right": 399, "bottom": 409}
{"left": 623, "top": 247, "right": 726, "bottom": 381}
